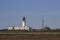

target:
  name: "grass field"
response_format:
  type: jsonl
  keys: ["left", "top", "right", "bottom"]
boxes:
{"left": 0, "top": 31, "right": 60, "bottom": 40}
{"left": 0, "top": 33, "right": 60, "bottom": 40}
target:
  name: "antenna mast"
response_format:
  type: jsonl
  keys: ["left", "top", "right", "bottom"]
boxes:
{"left": 42, "top": 16, "right": 44, "bottom": 28}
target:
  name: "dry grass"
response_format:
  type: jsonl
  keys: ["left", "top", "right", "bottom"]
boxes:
{"left": 0, "top": 30, "right": 60, "bottom": 40}
{"left": 0, "top": 33, "right": 60, "bottom": 40}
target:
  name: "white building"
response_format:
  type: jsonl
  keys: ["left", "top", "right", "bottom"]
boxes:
{"left": 8, "top": 17, "right": 31, "bottom": 31}
{"left": 14, "top": 26, "right": 20, "bottom": 30}
{"left": 8, "top": 27, "right": 13, "bottom": 30}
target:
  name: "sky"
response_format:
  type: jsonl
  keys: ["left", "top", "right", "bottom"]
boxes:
{"left": 0, "top": 0, "right": 60, "bottom": 29}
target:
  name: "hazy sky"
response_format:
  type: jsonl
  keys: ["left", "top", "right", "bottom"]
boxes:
{"left": 0, "top": 0, "right": 60, "bottom": 29}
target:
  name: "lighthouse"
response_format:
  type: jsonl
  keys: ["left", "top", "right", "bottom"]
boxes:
{"left": 22, "top": 17, "right": 26, "bottom": 27}
{"left": 19, "top": 17, "right": 30, "bottom": 30}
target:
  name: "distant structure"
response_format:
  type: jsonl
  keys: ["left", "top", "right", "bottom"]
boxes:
{"left": 19, "top": 17, "right": 30, "bottom": 30}
{"left": 22, "top": 17, "right": 26, "bottom": 27}
{"left": 8, "top": 17, "right": 31, "bottom": 31}
{"left": 42, "top": 16, "right": 44, "bottom": 28}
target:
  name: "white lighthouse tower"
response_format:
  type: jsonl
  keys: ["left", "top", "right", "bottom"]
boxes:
{"left": 22, "top": 17, "right": 26, "bottom": 27}
{"left": 19, "top": 17, "right": 30, "bottom": 30}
